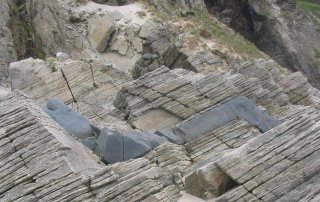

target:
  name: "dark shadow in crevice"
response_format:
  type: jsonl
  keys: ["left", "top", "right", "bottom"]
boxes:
{"left": 7, "top": 0, "right": 46, "bottom": 60}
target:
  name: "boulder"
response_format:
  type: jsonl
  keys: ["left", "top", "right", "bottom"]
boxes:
{"left": 43, "top": 97, "right": 100, "bottom": 139}
{"left": 88, "top": 13, "right": 116, "bottom": 52}
{"left": 96, "top": 130, "right": 168, "bottom": 163}
{"left": 110, "top": 35, "right": 129, "bottom": 55}
{"left": 9, "top": 58, "right": 51, "bottom": 90}
{"left": 96, "top": 129, "right": 124, "bottom": 164}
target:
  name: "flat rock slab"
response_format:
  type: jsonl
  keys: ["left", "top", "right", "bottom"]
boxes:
{"left": 174, "top": 96, "right": 281, "bottom": 142}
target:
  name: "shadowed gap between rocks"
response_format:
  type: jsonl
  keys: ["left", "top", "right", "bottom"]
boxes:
{"left": 7, "top": 0, "right": 46, "bottom": 60}
{"left": 184, "top": 164, "right": 239, "bottom": 199}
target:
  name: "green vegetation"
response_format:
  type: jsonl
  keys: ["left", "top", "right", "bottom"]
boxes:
{"left": 138, "top": 0, "right": 264, "bottom": 58}
{"left": 189, "top": 11, "right": 265, "bottom": 58}
{"left": 22, "top": 21, "right": 46, "bottom": 60}
{"left": 136, "top": 11, "right": 147, "bottom": 18}
{"left": 46, "top": 57, "right": 58, "bottom": 72}
{"left": 297, "top": 0, "right": 320, "bottom": 15}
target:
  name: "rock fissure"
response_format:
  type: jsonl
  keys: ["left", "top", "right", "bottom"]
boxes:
{"left": 61, "top": 68, "right": 77, "bottom": 104}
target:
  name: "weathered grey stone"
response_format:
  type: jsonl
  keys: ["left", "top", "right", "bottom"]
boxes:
{"left": 110, "top": 35, "right": 129, "bottom": 55}
{"left": 132, "top": 37, "right": 143, "bottom": 53}
{"left": 88, "top": 13, "right": 116, "bottom": 52}
{"left": 148, "top": 0, "right": 206, "bottom": 13}
{"left": 132, "top": 109, "right": 182, "bottom": 131}
{"left": 116, "top": 65, "right": 288, "bottom": 135}
{"left": 9, "top": 58, "right": 51, "bottom": 90}
{"left": 0, "top": 0, "right": 17, "bottom": 87}
{"left": 8, "top": 56, "right": 133, "bottom": 132}
{"left": 56, "top": 52, "right": 70, "bottom": 62}
{"left": 139, "top": 21, "right": 156, "bottom": 38}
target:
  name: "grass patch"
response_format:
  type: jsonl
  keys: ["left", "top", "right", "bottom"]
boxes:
{"left": 137, "top": 1, "right": 264, "bottom": 58}
{"left": 189, "top": 11, "right": 264, "bottom": 58}
{"left": 297, "top": 0, "right": 320, "bottom": 15}
{"left": 136, "top": 11, "right": 147, "bottom": 17}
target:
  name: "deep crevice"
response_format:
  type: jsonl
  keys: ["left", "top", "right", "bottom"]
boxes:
{"left": 61, "top": 68, "right": 78, "bottom": 107}
{"left": 7, "top": 0, "right": 46, "bottom": 60}
{"left": 211, "top": 164, "right": 239, "bottom": 197}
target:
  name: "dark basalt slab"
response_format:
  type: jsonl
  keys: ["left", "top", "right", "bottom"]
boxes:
{"left": 97, "top": 130, "right": 167, "bottom": 163}
{"left": 43, "top": 97, "right": 100, "bottom": 139}
{"left": 96, "top": 129, "right": 124, "bottom": 164}
{"left": 173, "top": 96, "right": 282, "bottom": 142}
{"left": 126, "top": 131, "right": 168, "bottom": 148}
{"left": 155, "top": 128, "right": 185, "bottom": 145}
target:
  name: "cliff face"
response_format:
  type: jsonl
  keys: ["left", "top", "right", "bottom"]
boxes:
{"left": 0, "top": 0, "right": 17, "bottom": 88}
{"left": 1, "top": 0, "right": 320, "bottom": 201}
{"left": 205, "top": 0, "right": 320, "bottom": 88}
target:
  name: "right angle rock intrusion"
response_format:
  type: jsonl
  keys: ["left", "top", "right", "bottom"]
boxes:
{"left": 1, "top": 0, "right": 320, "bottom": 201}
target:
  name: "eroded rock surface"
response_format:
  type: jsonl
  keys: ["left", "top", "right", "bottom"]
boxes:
{"left": 206, "top": 0, "right": 320, "bottom": 88}
{"left": 88, "top": 13, "right": 115, "bottom": 52}
{"left": 2, "top": 0, "right": 320, "bottom": 201}
{"left": 0, "top": 0, "right": 16, "bottom": 87}
{"left": 0, "top": 92, "right": 184, "bottom": 201}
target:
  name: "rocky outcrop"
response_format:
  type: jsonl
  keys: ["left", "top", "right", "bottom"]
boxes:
{"left": 205, "top": 0, "right": 320, "bottom": 88}
{"left": 9, "top": 58, "right": 51, "bottom": 90}
{"left": 0, "top": 0, "right": 17, "bottom": 87}
{"left": 115, "top": 65, "right": 291, "bottom": 130}
{"left": 0, "top": 92, "right": 184, "bottom": 201}
{"left": 88, "top": 13, "right": 115, "bottom": 52}
{"left": 8, "top": 57, "right": 133, "bottom": 132}
{"left": 148, "top": 0, "right": 206, "bottom": 13}
{"left": 2, "top": 1, "right": 320, "bottom": 201}
{"left": 209, "top": 106, "right": 320, "bottom": 201}
{"left": 2, "top": 69, "right": 320, "bottom": 201}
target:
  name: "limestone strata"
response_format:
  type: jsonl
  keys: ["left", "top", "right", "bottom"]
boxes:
{"left": 0, "top": 92, "right": 103, "bottom": 201}
{"left": 8, "top": 57, "right": 132, "bottom": 131}
{"left": 212, "top": 110, "right": 320, "bottom": 201}
{"left": 0, "top": 0, "right": 17, "bottom": 87}
{"left": 2, "top": 69, "right": 320, "bottom": 201}
{"left": 115, "top": 65, "right": 290, "bottom": 131}
{"left": 0, "top": 92, "right": 186, "bottom": 201}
